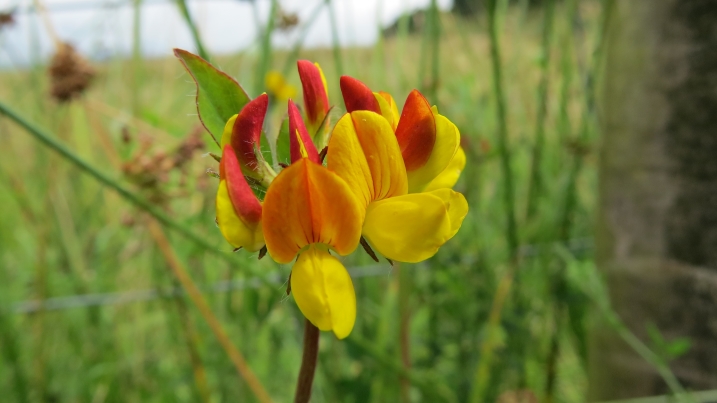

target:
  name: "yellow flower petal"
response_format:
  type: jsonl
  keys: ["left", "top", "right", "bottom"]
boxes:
{"left": 216, "top": 180, "right": 265, "bottom": 252}
{"left": 406, "top": 112, "right": 461, "bottom": 193}
{"left": 327, "top": 111, "right": 407, "bottom": 208}
{"left": 362, "top": 193, "right": 452, "bottom": 263}
{"left": 262, "top": 159, "right": 363, "bottom": 263}
{"left": 220, "top": 114, "right": 238, "bottom": 149}
{"left": 291, "top": 245, "right": 356, "bottom": 339}
{"left": 374, "top": 92, "right": 399, "bottom": 131}
{"left": 424, "top": 188, "right": 469, "bottom": 239}
{"left": 423, "top": 146, "right": 467, "bottom": 192}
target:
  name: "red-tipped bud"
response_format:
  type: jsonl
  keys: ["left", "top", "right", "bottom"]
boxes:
{"left": 221, "top": 145, "right": 262, "bottom": 224}
{"left": 288, "top": 100, "right": 320, "bottom": 163}
{"left": 297, "top": 60, "right": 329, "bottom": 133}
{"left": 395, "top": 90, "right": 436, "bottom": 171}
{"left": 231, "top": 94, "right": 268, "bottom": 176}
{"left": 340, "top": 76, "right": 380, "bottom": 114}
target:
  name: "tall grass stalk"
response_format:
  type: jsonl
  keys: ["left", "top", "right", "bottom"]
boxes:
{"left": 327, "top": 0, "right": 344, "bottom": 77}
{"left": 427, "top": 0, "right": 441, "bottom": 103}
{"left": 347, "top": 334, "right": 456, "bottom": 402}
{"left": 281, "top": 1, "right": 326, "bottom": 76}
{"left": 486, "top": 0, "right": 518, "bottom": 257}
{"left": 544, "top": 2, "right": 580, "bottom": 399}
{"left": 526, "top": 0, "right": 555, "bottom": 220}
{"left": 255, "top": 0, "right": 277, "bottom": 96}
{"left": 469, "top": 268, "right": 513, "bottom": 403}
{"left": 147, "top": 219, "right": 273, "bottom": 403}
{"left": 132, "top": 0, "right": 143, "bottom": 116}
{"left": 398, "top": 264, "right": 411, "bottom": 403}
{"left": 175, "top": 0, "right": 210, "bottom": 61}
{"left": 0, "top": 313, "right": 30, "bottom": 403}
{"left": 0, "top": 101, "right": 274, "bottom": 285}
{"left": 558, "top": 0, "right": 612, "bottom": 241}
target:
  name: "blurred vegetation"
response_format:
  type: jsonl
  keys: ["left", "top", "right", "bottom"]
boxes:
{"left": 0, "top": 0, "right": 681, "bottom": 402}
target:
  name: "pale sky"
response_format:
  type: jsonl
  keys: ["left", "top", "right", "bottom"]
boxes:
{"left": 0, "top": 0, "right": 452, "bottom": 68}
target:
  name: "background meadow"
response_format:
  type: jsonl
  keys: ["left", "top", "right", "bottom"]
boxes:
{"left": 0, "top": 0, "right": 640, "bottom": 401}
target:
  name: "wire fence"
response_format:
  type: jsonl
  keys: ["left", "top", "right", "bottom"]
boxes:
{"left": 4, "top": 239, "right": 594, "bottom": 315}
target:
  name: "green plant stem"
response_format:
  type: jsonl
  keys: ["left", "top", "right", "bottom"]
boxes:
{"left": 558, "top": 0, "right": 612, "bottom": 241}
{"left": 0, "top": 313, "right": 30, "bottom": 403}
{"left": 426, "top": 0, "right": 441, "bottom": 103}
{"left": 486, "top": 0, "right": 518, "bottom": 258}
{"left": 132, "top": 0, "right": 143, "bottom": 116}
{"left": 469, "top": 268, "right": 513, "bottom": 403}
{"left": 347, "top": 334, "right": 456, "bottom": 403}
{"left": 255, "top": 0, "right": 277, "bottom": 96}
{"left": 147, "top": 220, "right": 273, "bottom": 403}
{"left": 397, "top": 264, "right": 411, "bottom": 403}
{"left": 281, "top": 1, "right": 325, "bottom": 76}
{"left": 327, "top": 0, "right": 344, "bottom": 77}
{"left": 0, "top": 100, "right": 274, "bottom": 287}
{"left": 294, "top": 319, "right": 319, "bottom": 403}
{"left": 175, "top": 0, "right": 210, "bottom": 61}
{"left": 526, "top": 0, "right": 555, "bottom": 220}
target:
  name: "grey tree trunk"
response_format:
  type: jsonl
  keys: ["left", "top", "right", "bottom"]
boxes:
{"left": 590, "top": 0, "right": 717, "bottom": 399}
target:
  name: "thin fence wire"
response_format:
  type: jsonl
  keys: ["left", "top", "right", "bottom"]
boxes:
{"left": 5, "top": 239, "right": 594, "bottom": 314}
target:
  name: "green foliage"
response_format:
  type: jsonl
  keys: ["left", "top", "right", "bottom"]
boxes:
{"left": 646, "top": 324, "right": 692, "bottom": 362}
{"left": 174, "top": 48, "right": 251, "bottom": 145}
{"left": 0, "top": 1, "right": 666, "bottom": 402}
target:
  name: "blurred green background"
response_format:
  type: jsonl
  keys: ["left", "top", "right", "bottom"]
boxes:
{"left": 0, "top": 0, "right": 695, "bottom": 402}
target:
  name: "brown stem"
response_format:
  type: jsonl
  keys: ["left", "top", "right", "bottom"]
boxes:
{"left": 147, "top": 219, "right": 273, "bottom": 403}
{"left": 294, "top": 319, "right": 320, "bottom": 403}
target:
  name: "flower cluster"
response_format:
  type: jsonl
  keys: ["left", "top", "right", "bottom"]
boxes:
{"left": 215, "top": 61, "right": 467, "bottom": 339}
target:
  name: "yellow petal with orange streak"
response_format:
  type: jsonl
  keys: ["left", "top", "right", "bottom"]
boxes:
{"left": 407, "top": 111, "right": 460, "bottom": 193}
{"left": 327, "top": 111, "right": 407, "bottom": 208}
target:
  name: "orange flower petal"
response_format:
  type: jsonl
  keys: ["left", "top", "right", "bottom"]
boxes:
{"left": 340, "top": 76, "right": 380, "bottom": 114}
{"left": 406, "top": 109, "right": 460, "bottom": 192}
{"left": 231, "top": 93, "right": 268, "bottom": 177}
{"left": 395, "top": 90, "right": 436, "bottom": 172}
{"left": 288, "top": 100, "right": 319, "bottom": 163}
{"left": 262, "top": 159, "right": 363, "bottom": 263}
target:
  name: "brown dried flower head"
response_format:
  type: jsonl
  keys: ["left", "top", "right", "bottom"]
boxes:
{"left": 48, "top": 42, "right": 96, "bottom": 102}
{"left": 0, "top": 10, "right": 16, "bottom": 29}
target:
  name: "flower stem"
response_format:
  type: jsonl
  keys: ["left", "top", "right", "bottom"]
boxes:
{"left": 294, "top": 319, "right": 320, "bottom": 403}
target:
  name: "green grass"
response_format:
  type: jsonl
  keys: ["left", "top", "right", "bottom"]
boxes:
{"left": 0, "top": 2, "right": 615, "bottom": 402}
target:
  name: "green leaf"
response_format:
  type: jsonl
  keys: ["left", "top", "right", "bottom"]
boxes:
{"left": 174, "top": 48, "right": 251, "bottom": 146}
{"left": 275, "top": 116, "right": 291, "bottom": 169}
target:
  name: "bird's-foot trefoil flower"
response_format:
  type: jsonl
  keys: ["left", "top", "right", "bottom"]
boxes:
{"left": 262, "top": 106, "right": 363, "bottom": 339}
{"left": 178, "top": 49, "right": 468, "bottom": 341}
